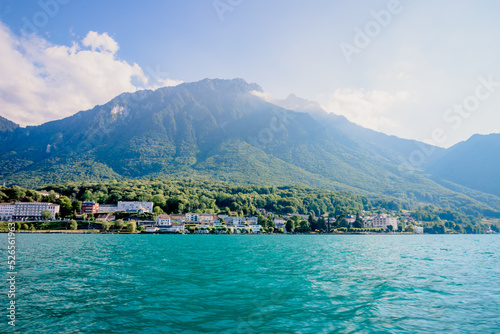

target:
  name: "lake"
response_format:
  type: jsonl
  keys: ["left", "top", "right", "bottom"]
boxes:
{"left": 1, "top": 234, "right": 499, "bottom": 333}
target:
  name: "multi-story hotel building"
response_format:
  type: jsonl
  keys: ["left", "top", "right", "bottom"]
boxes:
{"left": 0, "top": 202, "right": 60, "bottom": 220}
{"left": 81, "top": 201, "right": 99, "bottom": 214}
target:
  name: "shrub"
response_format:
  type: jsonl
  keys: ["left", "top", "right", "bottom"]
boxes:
{"left": 127, "top": 221, "right": 137, "bottom": 233}
{"left": 69, "top": 220, "right": 78, "bottom": 230}
{"left": 115, "top": 219, "right": 124, "bottom": 231}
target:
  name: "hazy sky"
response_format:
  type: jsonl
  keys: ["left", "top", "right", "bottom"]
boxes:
{"left": 1, "top": 0, "right": 499, "bottom": 147}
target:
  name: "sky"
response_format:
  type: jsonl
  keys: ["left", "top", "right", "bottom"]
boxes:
{"left": 1, "top": 0, "right": 500, "bottom": 148}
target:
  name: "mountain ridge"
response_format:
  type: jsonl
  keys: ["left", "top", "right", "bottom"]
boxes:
{"left": 0, "top": 78, "right": 498, "bottom": 217}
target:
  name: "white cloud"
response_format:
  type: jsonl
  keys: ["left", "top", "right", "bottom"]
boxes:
{"left": 82, "top": 31, "right": 119, "bottom": 53}
{"left": 151, "top": 78, "right": 184, "bottom": 90}
{"left": 0, "top": 23, "right": 181, "bottom": 126}
{"left": 323, "top": 88, "right": 411, "bottom": 132}
{"left": 250, "top": 90, "right": 275, "bottom": 102}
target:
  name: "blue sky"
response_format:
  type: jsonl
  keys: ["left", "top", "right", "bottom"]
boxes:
{"left": 1, "top": 0, "right": 500, "bottom": 147}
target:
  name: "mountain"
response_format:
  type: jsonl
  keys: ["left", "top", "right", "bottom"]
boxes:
{"left": 426, "top": 134, "right": 500, "bottom": 197}
{"left": 0, "top": 116, "right": 18, "bottom": 132}
{"left": 273, "top": 94, "right": 446, "bottom": 166}
{"left": 0, "top": 78, "right": 499, "bottom": 217}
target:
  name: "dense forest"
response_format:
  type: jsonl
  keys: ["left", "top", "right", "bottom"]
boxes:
{"left": 1, "top": 178, "right": 497, "bottom": 233}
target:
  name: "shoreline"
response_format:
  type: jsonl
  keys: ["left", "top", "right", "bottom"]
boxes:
{"left": 1, "top": 230, "right": 495, "bottom": 235}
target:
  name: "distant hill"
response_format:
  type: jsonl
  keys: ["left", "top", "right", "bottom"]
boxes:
{"left": 0, "top": 115, "right": 18, "bottom": 132}
{"left": 0, "top": 78, "right": 499, "bottom": 217}
{"left": 426, "top": 134, "right": 500, "bottom": 197}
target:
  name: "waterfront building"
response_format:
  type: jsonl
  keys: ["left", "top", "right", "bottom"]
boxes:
{"left": 371, "top": 214, "right": 399, "bottom": 230}
{"left": 225, "top": 216, "right": 247, "bottom": 225}
{"left": 0, "top": 202, "right": 60, "bottom": 220}
{"left": 170, "top": 214, "right": 187, "bottom": 223}
{"left": 117, "top": 201, "right": 153, "bottom": 213}
{"left": 156, "top": 215, "right": 171, "bottom": 226}
{"left": 0, "top": 204, "right": 15, "bottom": 220}
{"left": 98, "top": 204, "right": 118, "bottom": 213}
{"left": 95, "top": 201, "right": 154, "bottom": 213}
{"left": 81, "top": 201, "right": 99, "bottom": 214}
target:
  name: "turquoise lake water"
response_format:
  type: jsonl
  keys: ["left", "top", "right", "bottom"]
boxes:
{"left": 1, "top": 234, "right": 499, "bottom": 333}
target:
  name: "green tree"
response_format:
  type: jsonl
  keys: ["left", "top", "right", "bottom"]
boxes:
{"left": 73, "top": 201, "right": 82, "bottom": 214}
{"left": 153, "top": 206, "right": 165, "bottom": 216}
{"left": 300, "top": 220, "right": 311, "bottom": 232}
{"left": 41, "top": 210, "right": 52, "bottom": 220}
{"left": 115, "top": 219, "right": 124, "bottom": 232}
{"left": 10, "top": 186, "right": 26, "bottom": 200}
{"left": 56, "top": 196, "right": 73, "bottom": 218}
{"left": 328, "top": 212, "right": 336, "bottom": 232}
{"left": 81, "top": 190, "right": 94, "bottom": 202}
{"left": 69, "top": 220, "right": 78, "bottom": 230}
{"left": 285, "top": 220, "right": 294, "bottom": 233}
{"left": 353, "top": 214, "right": 364, "bottom": 228}
{"left": 405, "top": 224, "right": 415, "bottom": 233}
{"left": 152, "top": 194, "right": 166, "bottom": 207}
{"left": 138, "top": 225, "right": 146, "bottom": 232}
{"left": 317, "top": 217, "right": 327, "bottom": 231}
{"left": 22, "top": 223, "right": 29, "bottom": 230}
{"left": 47, "top": 190, "right": 58, "bottom": 203}
{"left": 337, "top": 215, "right": 349, "bottom": 229}
{"left": 127, "top": 221, "right": 137, "bottom": 233}
{"left": 101, "top": 221, "right": 110, "bottom": 232}
{"left": 308, "top": 214, "right": 318, "bottom": 231}
{"left": 15, "top": 222, "right": 21, "bottom": 231}
{"left": 266, "top": 217, "right": 275, "bottom": 230}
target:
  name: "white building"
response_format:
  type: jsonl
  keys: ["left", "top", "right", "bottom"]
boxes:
{"left": 97, "top": 204, "right": 118, "bottom": 213}
{"left": 155, "top": 215, "right": 171, "bottom": 227}
{"left": 414, "top": 226, "right": 424, "bottom": 234}
{"left": 274, "top": 218, "right": 287, "bottom": 232}
{"left": 96, "top": 201, "right": 154, "bottom": 213}
{"left": 0, "top": 202, "right": 60, "bottom": 220}
{"left": 249, "top": 225, "right": 262, "bottom": 233}
{"left": 200, "top": 214, "right": 220, "bottom": 224}
{"left": 274, "top": 218, "right": 286, "bottom": 226}
{"left": 246, "top": 216, "right": 258, "bottom": 225}
{"left": 230, "top": 225, "right": 250, "bottom": 233}
{"left": 117, "top": 201, "right": 154, "bottom": 213}
{"left": 371, "top": 214, "right": 399, "bottom": 230}
{"left": 225, "top": 216, "right": 247, "bottom": 226}
{"left": 185, "top": 213, "right": 199, "bottom": 222}
{"left": 159, "top": 223, "right": 185, "bottom": 233}
{"left": 0, "top": 204, "right": 15, "bottom": 220}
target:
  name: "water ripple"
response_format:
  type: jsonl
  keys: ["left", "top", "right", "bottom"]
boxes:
{"left": 0, "top": 234, "right": 499, "bottom": 333}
